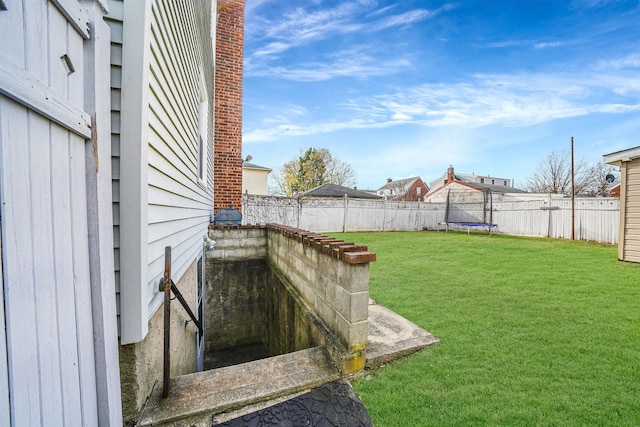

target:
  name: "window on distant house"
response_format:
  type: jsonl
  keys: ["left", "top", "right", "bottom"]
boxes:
{"left": 416, "top": 187, "right": 421, "bottom": 196}
{"left": 480, "top": 178, "right": 484, "bottom": 183}
{"left": 504, "top": 180, "right": 508, "bottom": 186}
{"left": 197, "top": 74, "right": 208, "bottom": 184}
{"left": 492, "top": 179, "right": 495, "bottom": 185}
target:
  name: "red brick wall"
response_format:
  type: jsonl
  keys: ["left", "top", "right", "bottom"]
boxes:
{"left": 214, "top": 0, "right": 244, "bottom": 213}
{"left": 398, "top": 179, "right": 429, "bottom": 202}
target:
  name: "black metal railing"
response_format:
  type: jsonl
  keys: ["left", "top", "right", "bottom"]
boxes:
{"left": 159, "top": 246, "right": 203, "bottom": 398}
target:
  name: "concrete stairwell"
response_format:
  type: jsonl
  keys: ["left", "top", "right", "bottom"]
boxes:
{"left": 137, "top": 347, "right": 340, "bottom": 426}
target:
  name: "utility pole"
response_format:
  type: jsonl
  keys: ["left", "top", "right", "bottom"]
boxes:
{"left": 571, "top": 137, "right": 575, "bottom": 241}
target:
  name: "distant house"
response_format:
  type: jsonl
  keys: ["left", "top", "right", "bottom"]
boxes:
{"left": 242, "top": 161, "right": 272, "bottom": 195}
{"left": 604, "top": 146, "right": 640, "bottom": 262}
{"left": 426, "top": 165, "right": 527, "bottom": 203}
{"left": 376, "top": 177, "right": 429, "bottom": 201}
{"left": 301, "top": 183, "right": 382, "bottom": 199}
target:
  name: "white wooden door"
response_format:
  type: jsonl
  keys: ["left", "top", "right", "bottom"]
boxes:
{"left": 0, "top": 1, "right": 99, "bottom": 425}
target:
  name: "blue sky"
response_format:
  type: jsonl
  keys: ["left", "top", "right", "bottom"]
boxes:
{"left": 242, "top": 0, "right": 640, "bottom": 191}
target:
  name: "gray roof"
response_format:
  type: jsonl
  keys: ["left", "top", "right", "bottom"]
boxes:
{"left": 461, "top": 180, "right": 528, "bottom": 194}
{"left": 428, "top": 170, "right": 526, "bottom": 196}
{"left": 377, "top": 177, "right": 422, "bottom": 193}
{"left": 300, "top": 183, "right": 381, "bottom": 199}
{"left": 242, "top": 161, "right": 272, "bottom": 172}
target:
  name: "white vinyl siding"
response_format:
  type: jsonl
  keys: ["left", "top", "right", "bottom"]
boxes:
{"left": 111, "top": 0, "right": 215, "bottom": 342}
{"left": 105, "top": 0, "right": 124, "bottom": 333}
{"left": 146, "top": 0, "right": 214, "bottom": 316}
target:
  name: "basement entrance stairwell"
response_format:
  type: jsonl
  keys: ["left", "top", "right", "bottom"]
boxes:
{"left": 137, "top": 224, "right": 376, "bottom": 425}
{"left": 204, "top": 225, "right": 375, "bottom": 376}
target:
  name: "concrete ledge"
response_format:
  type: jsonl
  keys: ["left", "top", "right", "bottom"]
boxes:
{"left": 366, "top": 300, "right": 439, "bottom": 369}
{"left": 138, "top": 347, "right": 340, "bottom": 426}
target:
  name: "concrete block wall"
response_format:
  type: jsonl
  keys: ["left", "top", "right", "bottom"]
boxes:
{"left": 204, "top": 258, "right": 267, "bottom": 351}
{"left": 205, "top": 227, "right": 268, "bottom": 351}
{"left": 265, "top": 224, "right": 375, "bottom": 373}
{"left": 206, "top": 224, "right": 376, "bottom": 374}
{"left": 207, "top": 226, "right": 267, "bottom": 261}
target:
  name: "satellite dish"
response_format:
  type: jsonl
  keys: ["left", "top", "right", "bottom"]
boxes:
{"left": 605, "top": 174, "right": 615, "bottom": 183}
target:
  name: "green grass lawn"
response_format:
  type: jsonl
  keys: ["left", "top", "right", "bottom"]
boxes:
{"left": 339, "top": 231, "right": 640, "bottom": 426}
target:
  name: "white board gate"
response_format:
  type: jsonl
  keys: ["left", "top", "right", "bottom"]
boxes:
{"left": 0, "top": 1, "right": 121, "bottom": 425}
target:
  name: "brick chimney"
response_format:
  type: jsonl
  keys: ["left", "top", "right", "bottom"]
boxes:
{"left": 214, "top": 0, "right": 244, "bottom": 213}
{"left": 446, "top": 165, "right": 454, "bottom": 183}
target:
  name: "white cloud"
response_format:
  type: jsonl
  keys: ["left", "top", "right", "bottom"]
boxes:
{"left": 392, "top": 112, "right": 413, "bottom": 121}
{"left": 533, "top": 41, "right": 565, "bottom": 49}
{"left": 596, "top": 53, "right": 640, "bottom": 70}
{"left": 246, "top": 2, "right": 455, "bottom": 60}
{"left": 247, "top": 48, "right": 412, "bottom": 81}
{"left": 369, "top": 9, "right": 437, "bottom": 31}
{"left": 244, "top": 69, "right": 640, "bottom": 143}
{"left": 480, "top": 40, "right": 565, "bottom": 50}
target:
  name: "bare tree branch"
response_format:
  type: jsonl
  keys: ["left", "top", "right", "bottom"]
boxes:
{"left": 525, "top": 150, "right": 619, "bottom": 197}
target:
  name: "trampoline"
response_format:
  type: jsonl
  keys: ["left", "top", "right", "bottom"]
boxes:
{"left": 438, "top": 187, "right": 498, "bottom": 235}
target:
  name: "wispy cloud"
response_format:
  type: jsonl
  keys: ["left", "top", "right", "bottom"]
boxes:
{"left": 533, "top": 41, "right": 565, "bottom": 49}
{"left": 479, "top": 39, "right": 565, "bottom": 50}
{"left": 368, "top": 7, "right": 451, "bottom": 31}
{"left": 247, "top": 2, "right": 455, "bottom": 59}
{"left": 247, "top": 47, "right": 411, "bottom": 81}
{"left": 596, "top": 53, "right": 640, "bottom": 70}
{"left": 244, "top": 67, "right": 640, "bottom": 143}
{"left": 245, "top": 0, "right": 274, "bottom": 16}
{"left": 249, "top": 1, "right": 371, "bottom": 58}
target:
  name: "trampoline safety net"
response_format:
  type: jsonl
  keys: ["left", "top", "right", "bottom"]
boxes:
{"left": 444, "top": 188, "right": 493, "bottom": 225}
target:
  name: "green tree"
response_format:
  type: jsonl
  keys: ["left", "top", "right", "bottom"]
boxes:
{"left": 273, "top": 148, "right": 356, "bottom": 196}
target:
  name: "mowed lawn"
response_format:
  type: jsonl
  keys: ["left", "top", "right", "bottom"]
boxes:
{"left": 339, "top": 231, "right": 640, "bottom": 426}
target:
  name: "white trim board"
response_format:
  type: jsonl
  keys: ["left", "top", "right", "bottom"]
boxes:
{"left": 0, "top": 57, "right": 91, "bottom": 138}
{"left": 50, "top": 0, "right": 91, "bottom": 38}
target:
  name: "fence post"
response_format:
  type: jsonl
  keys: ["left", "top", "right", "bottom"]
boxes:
{"left": 382, "top": 197, "right": 387, "bottom": 232}
{"left": 343, "top": 194, "right": 348, "bottom": 233}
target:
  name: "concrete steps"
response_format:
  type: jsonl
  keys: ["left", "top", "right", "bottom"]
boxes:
{"left": 137, "top": 346, "right": 340, "bottom": 426}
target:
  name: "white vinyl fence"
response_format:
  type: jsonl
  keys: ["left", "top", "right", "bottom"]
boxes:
{"left": 242, "top": 194, "right": 620, "bottom": 244}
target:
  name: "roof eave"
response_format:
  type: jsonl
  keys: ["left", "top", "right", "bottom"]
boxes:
{"left": 603, "top": 146, "right": 640, "bottom": 165}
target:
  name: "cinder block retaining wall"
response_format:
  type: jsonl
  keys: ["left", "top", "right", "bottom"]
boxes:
{"left": 205, "top": 258, "right": 268, "bottom": 351}
{"left": 266, "top": 225, "right": 374, "bottom": 373}
{"left": 207, "top": 224, "right": 375, "bottom": 373}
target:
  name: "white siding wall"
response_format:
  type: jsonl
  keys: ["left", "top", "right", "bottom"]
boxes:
{"left": 111, "top": 0, "right": 215, "bottom": 343}
{"left": 105, "top": 0, "right": 124, "bottom": 334}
